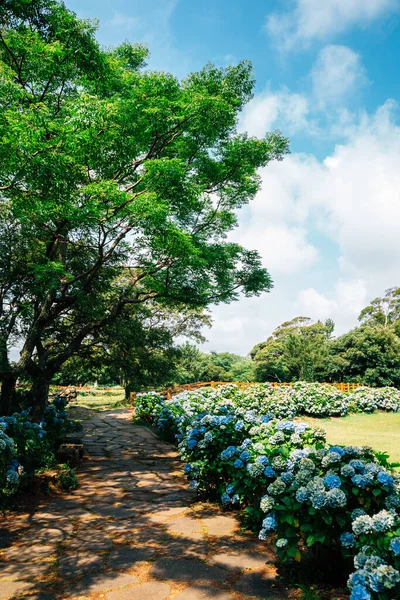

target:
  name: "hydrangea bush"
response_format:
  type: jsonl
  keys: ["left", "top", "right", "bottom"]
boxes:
{"left": 0, "top": 423, "right": 20, "bottom": 495}
{"left": 347, "top": 508, "right": 400, "bottom": 599}
{"left": 0, "top": 396, "right": 78, "bottom": 498}
{"left": 134, "top": 383, "right": 400, "bottom": 598}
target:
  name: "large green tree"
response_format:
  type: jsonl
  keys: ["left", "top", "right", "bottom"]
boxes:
{"left": 0, "top": 0, "right": 289, "bottom": 414}
{"left": 251, "top": 317, "right": 334, "bottom": 382}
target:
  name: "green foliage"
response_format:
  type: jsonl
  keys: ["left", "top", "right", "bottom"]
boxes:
{"left": 0, "top": 395, "right": 78, "bottom": 498}
{"left": 54, "top": 304, "right": 210, "bottom": 389}
{"left": 174, "top": 343, "right": 255, "bottom": 384}
{"left": 0, "top": 0, "right": 289, "bottom": 413}
{"left": 358, "top": 287, "right": 400, "bottom": 329}
{"left": 251, "top": 317, "right": 333, "bottom": 382}
{"left": 251, "top": 291, "right": 400, "bottom": 388}
{"left": 326, "top": 326, "right": 400, "bottom": 388}
{"left": 57, "top": 466, "right": 78, "bottom": 491}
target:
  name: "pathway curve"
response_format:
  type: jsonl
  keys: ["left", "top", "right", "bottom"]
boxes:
{"left": 0, "top": 409, "right": 288, "bottom": 600}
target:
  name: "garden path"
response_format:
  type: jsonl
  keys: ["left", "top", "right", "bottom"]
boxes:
{"left": 0, "top": 409, "right": 288, "bottom": 600}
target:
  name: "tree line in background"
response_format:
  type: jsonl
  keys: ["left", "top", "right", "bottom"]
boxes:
{"left": 251, "top": 286, "right": 400, "bottom": 387}
{"left": 52, "top": 286, "right": 400, "bottom": 391}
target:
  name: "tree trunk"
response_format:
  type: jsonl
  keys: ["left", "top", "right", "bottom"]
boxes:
{"left": 0, "top": 374, "right": 17, "bottom": 416}
{"left": 30, "top": 376, "right": 50, "bottom": 418}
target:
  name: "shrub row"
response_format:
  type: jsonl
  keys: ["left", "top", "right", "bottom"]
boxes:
{"left": 0, "top": 397, "right": 79, "bottom": 498}
{"left": 134, "top": 384, "right": 400, "bottom": 600}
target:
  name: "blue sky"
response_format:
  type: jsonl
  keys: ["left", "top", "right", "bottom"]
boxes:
{"left": 66, "top": 0, "right": 400, "bottom": 354}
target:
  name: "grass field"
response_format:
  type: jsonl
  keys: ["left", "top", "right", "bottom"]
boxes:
{"left": 304, "top": 412, "right": 400, "bottom": 466}
{"left": 62, "top": 386, "right": 128, "bottom": 419}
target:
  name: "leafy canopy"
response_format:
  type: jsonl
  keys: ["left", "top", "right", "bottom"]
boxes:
{"left": 0, "top": 0, "right": 289, "bottom": 410}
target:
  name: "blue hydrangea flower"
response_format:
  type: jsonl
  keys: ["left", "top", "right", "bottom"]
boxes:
{"left": 187, "top": 439, "right": 198, "bottom": 450}
{"left": 247, "top": 462, "right": 265, "bottom": 477}
{"left": 348, "top": 572, "right": 366, "bottom": 588}
{"left": 377, "top": 472, "right": 393, "bottom": 487}
{"left": 256, "top": 455, "right": 269, "bottom": 466}
{"left": 276, "top": 421, "right": 295, "bottom": 431}
{"left": 234, "top": 420, "right": 244, "bottom": 431}
{"left": 221, "top": 446, "right": 237, "bottom": 460}
{"left": 260, "top": 495, "right": 275, "bottom": 512}
{"left": 295, "top": 487, "right": 309, "bottom": 503}
{"left": 262, "top": 514, "right": 277, "bottom": 531}
{"left": 264, "top": 466, "right": 276, "bottom": 478}
{"left": 294, "top": 423, "right": 309, "bottom": 434}
{"left": 280, "top": 472, "right": 294, "bottom": 485}
{"left": 368, "top": 564, "right": 400, "bottom": 593}
{"left": 239, "top": 450, "right": 251, "bottom": 462}
{"left": 310, "top": 491, "right": 327, "bottom": 509}
{"left": 329, "top": 446, "right": 345, "bottom": 456}
{"left": 241, "top": 438, "right": 252, "bottom": 449}
{"left": 226, "top": 484, "right": 235, "bottom": 495}
{"left": 349, "top": 459, "right": 365, "bottom": 473}
{"left": 352, "top": 515, "right": 374, "bottom": 535}
{"left": 349, "top": 584, "right": 371, "bottom": 600}
{"left": 233, "top": 459, "right": 244, "bottom": 469}
{"left": 341, "top": 464, "right": 356, "bottom": 477}
{"left": 390, "top": 537, "right": 400, "bottom": 555}
{"left": 183, "top": 464, "right": 192, "bottom": 474}
{"left": 352, "top": 474, "right": 369, "bottom": 489}
{"left": 324, "top": 474, "right": 342, "bottom": 489}
{"left": 371, "top": 510, "right": 395, "bottom": 532}
{"left": 340, "top": 532, "right": 356, "bottom": 548}
{"left": 221, "top": 493, "right": 231, "bottom": 504}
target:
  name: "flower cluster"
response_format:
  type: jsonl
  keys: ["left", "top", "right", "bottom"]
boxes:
{"left": 347, "top": 508, "right": 400, "bottom": 599}
{"left": 134, "top": 383, "right": 400, "bottom": 433}
{"left": 0, "top": 396, "right": 78, "bottom": 498}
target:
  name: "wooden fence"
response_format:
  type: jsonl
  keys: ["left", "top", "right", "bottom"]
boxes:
{"left": 129, "top": 381, "right": 362, "bottom": 409}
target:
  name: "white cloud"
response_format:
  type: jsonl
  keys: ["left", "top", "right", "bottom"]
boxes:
{"left": 311, "top": 45, "right": 368, "bottom": 108}
{"left": 108, "top": 12, "right": 140, "bottom": 30}
{"left": 297, "top": 280, "right": 368, "bottom": 332}
{"left": 235, "top": 223, "right": 318, "bottom": 275}
{"left": 266, "top": 0, "right": 398, "bottom": 51}
{"left": 203, "top": 100, "right": 400, "bottom": 354}
{"left": 239, "top": 88, "right": 310, "bottom": 137}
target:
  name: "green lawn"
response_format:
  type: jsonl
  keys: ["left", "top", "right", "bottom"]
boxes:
{"left": 64, "top": 387, "right": 128, "bottom": 420}
{"left": 304, "top": 412, "right": 400, "bottom": 466}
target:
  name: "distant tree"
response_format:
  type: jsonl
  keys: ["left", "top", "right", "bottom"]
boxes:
{"left": 251, "top": 317, "right": 334, "bottom": 382}
{"left": 173, "top": 345, "right": 254, "bottom": 384}
{"left": 358, "top": 287, "right": 400, "bottom": 329}
{"left": 324, "top": 326, "right": 400, "bottom": 387}
{"left": 208, "top": 352, "right": 255, "bottom": 381}
{"left": 53, "top": 304, "right": 210, "bottom": 389}
{"left": 0, "top": 0, "right": 289, "bottom": 414}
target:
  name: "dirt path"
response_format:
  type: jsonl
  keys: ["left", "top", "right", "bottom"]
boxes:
{"left": 0, "top": 409, "right": 287, "bottom": 600}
